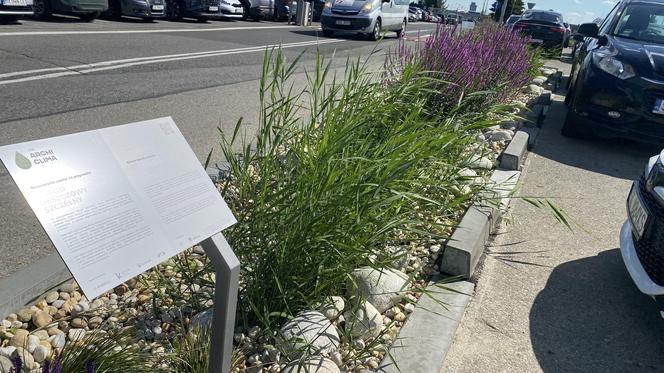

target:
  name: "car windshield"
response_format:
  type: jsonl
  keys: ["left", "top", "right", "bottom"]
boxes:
{"left": 613, "top": 3, "right": 664, "bottom": 44}
{"left": 507, "top": 15, "right": 520, "bottom": 24}
{"left": 520, "top": 11, "right": 561, "bottom": 23}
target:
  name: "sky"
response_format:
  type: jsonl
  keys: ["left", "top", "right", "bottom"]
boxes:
{"left": 446, "top": 0, "right": 618, "bottom": 25}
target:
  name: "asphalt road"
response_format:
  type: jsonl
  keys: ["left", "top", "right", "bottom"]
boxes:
{"left": 0, "top": 18, "right": 438, "bottom": 281}
{"left": 443, "top": 59, "right": 664, "bottom": 372}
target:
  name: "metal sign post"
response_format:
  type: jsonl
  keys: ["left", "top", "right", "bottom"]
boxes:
{"left": 201, "top": 232, "right": 240, "bottom": 373}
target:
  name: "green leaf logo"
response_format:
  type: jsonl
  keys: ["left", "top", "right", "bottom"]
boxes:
{"left": 15, "top": 152, "right": 31, "bottom": 170}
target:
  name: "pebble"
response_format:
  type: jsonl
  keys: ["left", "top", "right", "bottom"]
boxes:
{"left": 49, "top": 333, "right": 65, "bottom": 349}
{"left": 44, "top": 291, "right": 59, "bottom": 304}
{"left": 9, "top": 329, "right": 28, "bottom": 348}
{"left": 89, "top": 317, "right": 103, "bottom": 329}
{"left": 59, "top": 292, "right": 70, "bottom": 301}
{"left": 0, "top": 356, "right": 13, "bottom": 373}
{"left": 32, "top": 311, "right": 52, "bottom": 328}
{"left": 0, "top": 347, "right": 16, "bottom": 359}
{"left": 16, "top": 308, "right": 33, "bottom": 323}
{"left": 70, "top": 318, "right": 87, "bottom": 329}
{"left": 394, "top": 312, "right": 407, "bottom": 322}
{"left": 330, "top": 351, "right": 343, "bottom": 367}
{"left": 59, "top": 283, "right": 75, "bottom": 293}
{"left": 32, "top": 345, "right": 48, "bottom": 363}
{"left": 68, "top": 329, "right": 86, "bottom": 342}
{"left": 0, "top": 321, "right": 9, "bottom": 330}
{"left": 5, "top": 315, "right": 16, "bottom": 323}
{"left": 33, "top": 330, "right": 49, "bottom": 341}
{"left": 404, "top": 303, "right": 415, "bottom": 313}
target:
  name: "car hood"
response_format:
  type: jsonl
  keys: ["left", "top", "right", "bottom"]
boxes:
{"left": 611, "top": 36, "right": 664, "bottom": 78}
{"left": 331, "top": 0, "right": 368, "bottom": 11}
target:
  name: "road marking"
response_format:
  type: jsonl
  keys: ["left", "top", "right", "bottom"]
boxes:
{"left": 0, "top": 25, "right": 297, "bottom": 37}
{"left": 0, "top": 39, "right": 341, "bottom": 86}
{"left": 0, "top": 29, "right": 433, "bottom": 86}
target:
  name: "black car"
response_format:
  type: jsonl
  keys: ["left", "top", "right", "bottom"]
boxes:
{"left": 563, "top": 0, "right": 664, "bottom": 144}
{"left": 513, "top": 9, "right": 569, "bottom": 49}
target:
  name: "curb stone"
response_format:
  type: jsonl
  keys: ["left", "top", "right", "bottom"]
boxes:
{"left": 499, "top": 131, "right": 529, "bottom": 171}
{"left": 377, "top": 280, "right": 474, "bottom": 373}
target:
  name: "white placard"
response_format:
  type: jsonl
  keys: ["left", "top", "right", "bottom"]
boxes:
{"left": 0, "top": 117, "right": 237, "bottom": 299}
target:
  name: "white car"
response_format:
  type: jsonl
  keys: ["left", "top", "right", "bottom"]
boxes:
{"left": 219, "top": 0, "right": 243, "bottom": 17}
{"left": 621, "top": 149, "right": 664, "bottom": 314}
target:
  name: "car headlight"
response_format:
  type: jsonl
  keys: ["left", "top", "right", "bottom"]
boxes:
{"left": 647, "top": 159, "right": 664, "bottom": 190}
{"left": 324, "top": 0, "right": 331, "bottom": 8}
{"left": 361, "top": 0, "right": 377, "bottom": 13}
{"left": 593, "top": 54, "right": 636, "bottom": 80}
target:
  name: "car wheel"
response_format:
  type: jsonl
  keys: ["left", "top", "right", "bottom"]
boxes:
{"left": 166, "top": 0, "right": 183, "bottom": 20}
{"left": 395, "top": 19, "right": 405, "bottom": 38}
{"left": 241, "top": 2, "right": 250, "bottom": 20}
{"left": 79, "top": 11, "right": 99, "bottom": 21}
{"left": 368, "top": 18, "right": 381, "bottom": 41}
{"left": 322, "top": 29, "right": 333, "bottom": 37}
{"left": 560, "top": 110, "right": 583, "bottom": 138}
{"left": 104, "top": 0, "right": 123, "bottom": 20}
{"left": 32, "top": 0, "right": 52, "bottom": 20}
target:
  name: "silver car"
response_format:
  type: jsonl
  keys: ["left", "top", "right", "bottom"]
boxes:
{"left": 320, "top": 0, "right": 408, "bottom": 40}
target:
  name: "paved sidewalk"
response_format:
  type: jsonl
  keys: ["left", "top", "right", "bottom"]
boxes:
{"left": 442, "top": 61, "right": 664, "bottom": 372}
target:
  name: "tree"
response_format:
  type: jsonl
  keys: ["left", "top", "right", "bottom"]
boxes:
{"left": 492, "top": 0, "right": 524, "bottom": 21}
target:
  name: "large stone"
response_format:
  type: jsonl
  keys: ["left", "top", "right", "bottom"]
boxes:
{"left": 16, "top": 308, "right": 33, "bottom": 323}
{"left": 190, "top": 309, "right": 213, "bottom": 329}
{"left": 282, "top": 356, "right": 341, "bottom": 373}
{"left": 0, "top": 356, "right": 12, "bottom": 373}
{"left": 26, "top": 335, "right": 40, "bottom": 353}
{"left": 9, "top": 329, "right": 29, "bottom": 348}
{"left": 32, "top": 311, "right": 52, "bottom": 328}
{"left": 343, "top": 301, "right": 383, "bottom": 340}
{"left": 348, "top": 267, "right": 409, "bottom": 313}
{"left": 318, "top": 296, "right": 345, "bottom": 321}
{"left": 468, "top": 155, "right": 494, "bottom": 170}
{"left": 277, "top": 311, "right": 339, "bottom": 359}
{"left": 489, "top": 130, "right": 513, "bottom": 142}
{"left": 48, "top": 332, "right": 66, "bottom": 349}
{"left": 33, "top": 345, "right": 48, "bottom": 363}
{"left": 528, "top": 84, "right": 544, "bottom": 95}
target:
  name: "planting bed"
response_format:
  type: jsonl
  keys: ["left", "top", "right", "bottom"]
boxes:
{"left": 0, "top": 23, "right": 556, "bottom": 373}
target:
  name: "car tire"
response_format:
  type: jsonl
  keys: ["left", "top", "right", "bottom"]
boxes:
{"left": 561, "top": 110, "right": 583, "bottom": 138}
{"left": 79, "top": 11, "right": 99, "bottom": 21}
{"left": 322, "top": 29, "right": 334, "bottom": 37}
{"left": 104, "top": 0, "right": 123, "bottom": 20}
{"left": 241, "top": 2, "right": 250, "bottom": 20}
{"left": 32, "top": 0, "right": 52, "bottom": 20}
{"left": 396, "top": 19, "right": 405, "bottom": 38}
{"left": 166, "top": 0, "right": 183, "bottom": 20}
{"left": 368, "top": 18, "right": 380, "bottom": 41}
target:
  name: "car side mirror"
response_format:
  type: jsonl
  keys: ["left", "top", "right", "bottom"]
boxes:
{"left": 577, "top": 22, "right": 599, "bottom": 38}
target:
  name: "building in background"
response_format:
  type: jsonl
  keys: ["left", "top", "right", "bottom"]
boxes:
{"left": 469, "top": 1, "right": 477, "bottom": 12}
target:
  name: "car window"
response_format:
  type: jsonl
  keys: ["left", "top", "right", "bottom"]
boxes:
{"left": 613, "top": 3, "right": 664, "bottom": 43}
{"left": 599, "top": 2, "right": 621, "bottom": 33}
{"left": 520, "top": 11, "right": 561, "bottom": 23}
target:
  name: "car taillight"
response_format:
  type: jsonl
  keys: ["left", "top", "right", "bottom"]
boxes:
{"left": 550, "top": 26, "right": 565, "bottom": 33}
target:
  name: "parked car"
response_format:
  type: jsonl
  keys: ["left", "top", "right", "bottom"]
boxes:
{"left": 505, "top": 14, "right": 520, "bottom": 30}
{"left": 512, "top": 9, "right": 569, "bottom": 49}
{"left": 165, "top": 0, "right": 221, "bottom": 21}
{"left": 219, "top": 0, "right": 242, "bottom": 17}
{"left": 102, "top": 0, "right": 165, "bottom": 20}
{"left": 621, "top": 149, "right": 664, "bottom": 314}
{"left": 445, "top": 14, "right": 457, "bottom": 25}
{"left": 563, "top": 0, "right": 664, "bottom": 144}
{"left": 320, "top": 0, "right": 408, "bottom": 41}
{"left": 0, "top": 0, "right": 33, "bottom": 23}
{"left": 32, "top": 0, "right": 107, "bottom": 20}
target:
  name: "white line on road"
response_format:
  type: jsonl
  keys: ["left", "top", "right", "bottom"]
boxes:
{"left": 0, "top": 25, "right": 297, "bottom": 37}
{"left": 0, "top": 39, "right": 341, "bottom": 86}
{"left": 0, "top": 30, "right": 431, "bottom": 86}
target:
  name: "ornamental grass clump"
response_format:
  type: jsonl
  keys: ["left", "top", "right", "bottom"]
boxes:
{"left": 417, "top": 21, "right": 537, "bottom": 111}
{"left": 216, "top": 49, "right": 513, "bottom": 328}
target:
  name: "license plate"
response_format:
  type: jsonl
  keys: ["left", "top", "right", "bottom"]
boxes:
{"left": 2, "top": 0, "right": 27, "bottom": 6}
{"left": 628, "top": 184, "right": 649, "bottom": 239}
{"left": 531, "top": 39, "right": 543, "bottom": 44}
{"left": 336, "top": 20, "right": 351, "bottom": 26}
{"left": 208, "top": 5, "right": 218, "bottom": 11}
{"left": 151, "top": 4, "right": 164, "bottom": 10}
{"left": 653, "top": 98, "right": 664, "bottom": 115}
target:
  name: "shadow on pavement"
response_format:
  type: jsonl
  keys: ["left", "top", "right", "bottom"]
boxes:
{"left": 530, "top": 249, "right": 664, "bottom": 372}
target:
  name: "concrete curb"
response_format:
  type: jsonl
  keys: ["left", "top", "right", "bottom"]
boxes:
{"left": 0, "top": 254, "right": 70, "bottom": 318}
{"left": 377, "top": 280, "right": 475, "bottom": 373}
{"left": 374, "top": 83, "right": 553, "bottom": 373}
